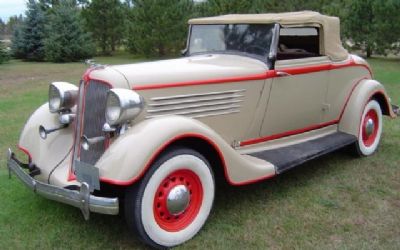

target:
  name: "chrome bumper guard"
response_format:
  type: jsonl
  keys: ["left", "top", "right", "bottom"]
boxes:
{"left": 392, "top": 104, "right": 400, "bottom": 116}
{"left": 6, "top": 148, "right": 119, "bottom": 220}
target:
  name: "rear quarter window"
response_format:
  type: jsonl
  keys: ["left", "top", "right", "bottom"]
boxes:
{"left": 277, "top": 27, "right": 321, "bottom": 60}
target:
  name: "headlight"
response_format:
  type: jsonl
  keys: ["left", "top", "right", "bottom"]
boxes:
{"left": 48, "top": 82, "right": 78, "bottom": 113}
{"left": 105, "top": 88, "right": 144, "bottom": 125}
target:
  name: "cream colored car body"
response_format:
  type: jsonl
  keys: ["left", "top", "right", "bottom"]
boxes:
{"left": 18, "top": 12, "right": 396, "bottom": 190}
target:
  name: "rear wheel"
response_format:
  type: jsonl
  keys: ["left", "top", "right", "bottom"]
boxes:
{"left": 125, "top": 147, "right": 215, "bottom": 249}
{"left": 354, "top": 99, "right": 383, "bottom": 156}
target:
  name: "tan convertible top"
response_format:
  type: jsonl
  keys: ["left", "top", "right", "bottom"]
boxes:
{"left": 189, "top": 11, "right": 348, "bottom": 61}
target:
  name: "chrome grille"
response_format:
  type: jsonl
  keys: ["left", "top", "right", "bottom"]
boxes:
{"left": 78, "top": 80, "right": 111, "bottom": 165}
{"left": 146, "top": 89, "right": 245, "bottom": 119}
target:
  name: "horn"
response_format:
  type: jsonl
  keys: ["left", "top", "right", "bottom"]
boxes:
{"left": 81, "top": 135, "right": 105, "bottom": 151}
{"left": 39, "top": 124, "right": 67, "bottom": 140}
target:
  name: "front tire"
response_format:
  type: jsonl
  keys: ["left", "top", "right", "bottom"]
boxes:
{"left": 125, "top": 147, "right": 215, "bottom": 249}
{"left": 354, "top": 99, "right": 383, "bottom": 156}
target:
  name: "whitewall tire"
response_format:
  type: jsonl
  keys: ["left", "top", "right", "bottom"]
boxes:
{"left": 125, "top": 147, "right": 215, "bottom": 249}
{"left": 355, "top": 99, "right": 383, "bottom": 156}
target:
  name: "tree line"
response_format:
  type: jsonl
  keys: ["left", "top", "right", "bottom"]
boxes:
{"left": 0, "top": 0, "right": 399, "bottom": 64}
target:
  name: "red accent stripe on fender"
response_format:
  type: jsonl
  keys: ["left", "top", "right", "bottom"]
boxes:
{"left": 132, "top": 58, "right": 372, "bottom": 91}
{"left": 17, "top": 145, "right": 32, "bottom": 162}
{"left": 338, "top": 77, "right": 368, "bottom": 121}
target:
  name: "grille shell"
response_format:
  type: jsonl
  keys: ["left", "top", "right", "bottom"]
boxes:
{"left": 75, "top": 80, "right": 111, "bottom": 165}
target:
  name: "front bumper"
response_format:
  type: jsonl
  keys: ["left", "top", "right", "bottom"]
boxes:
{"left": 6, "top": 148, "right": 119, "bottom": 220}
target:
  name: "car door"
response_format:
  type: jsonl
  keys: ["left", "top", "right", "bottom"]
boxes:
{"left": 260, "top": 26, "right": 331, "bottom": 138}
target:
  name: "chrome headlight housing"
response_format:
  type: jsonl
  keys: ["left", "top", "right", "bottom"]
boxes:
{"left": 48, "top": 82, "right": 78, "bottom": 113}
{"left": 105, "top": 88, "right": 144, "bottom": 125}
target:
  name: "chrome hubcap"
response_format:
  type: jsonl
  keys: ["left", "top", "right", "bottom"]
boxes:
{"left": 166, "top": 184, "right": 190, "bottom": 215}
{"left": 365, "top": 118, "right": 375, "bottom": 136}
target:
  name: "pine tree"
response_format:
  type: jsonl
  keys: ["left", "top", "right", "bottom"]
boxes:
{"left": 82, "top": 0, "right": 125, "bottom": 55}
{"left": 127, "top": 0, "right": 194, "bottom": 57}
{"left": 44, "top": 0, "right": 95, "bottom": 62}
{"left": 11, "top": 25, "right": 25, "bottom": 59}
{"left": 21, "top": 0, "right": 47, "bottom": 61}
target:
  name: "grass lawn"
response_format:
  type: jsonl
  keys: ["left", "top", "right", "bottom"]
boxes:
{"left": 0, "top": 55, "right": 399, "bottom": 249}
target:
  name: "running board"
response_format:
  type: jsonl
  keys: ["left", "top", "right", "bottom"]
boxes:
{"left": 247, "top": 132, "right": 357, "bottom": 174}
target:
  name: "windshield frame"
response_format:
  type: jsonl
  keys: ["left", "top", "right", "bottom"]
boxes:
{"left": 185, "top": 23, "right": 279, "bottom": 66}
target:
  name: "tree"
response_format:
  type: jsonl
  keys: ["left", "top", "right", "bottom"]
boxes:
{"left": 0, "top": 18, "right": 5, "bottom": 39}
{"left": 4, "top": 15, "right": 24, "bottom": 37}
{"left": 127, "top": 0, "right": 194, "bottom": 57}
{"left": 12, "top": 0, "right": 47, "bottom": 61}
{"left": 197, "top": 0, "right": 253, "bottom": 15}
{"left": 0, "top": 42, "right": 10, "bottom": 64}
{"left": 83, "top": 0, "right": 125, "bottom": 55}
{"left": 344, "top": 0, "right": 400, "bottom": 57}
{"left": 11, "top": 25, "right": 25, "bottom": 59}
{"left": 44, "top": 0, "right": 95, "bottom": 62}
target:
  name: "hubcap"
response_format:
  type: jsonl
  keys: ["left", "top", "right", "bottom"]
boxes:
{"left": 166, "top": 185, "right": 190, "bottom": 215}
{"left": 362, "top": 109, "right": 379, "bottom": 147}
{"left": 365, "top": 118, "right": 375, "bottom": 136}
{"left": 153, "top": 169, "right": 203, "bottom": 232}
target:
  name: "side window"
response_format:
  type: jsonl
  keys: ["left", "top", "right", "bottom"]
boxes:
{"left": 277, "top": 27, "right": 321, "bottom": 60}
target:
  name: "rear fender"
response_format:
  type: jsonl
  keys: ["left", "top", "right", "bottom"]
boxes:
{"left": 339, "top": 79, "right": 395, "bottom": 137}
{"left": 96, "top": 116, "right": 275, "bottom": 186}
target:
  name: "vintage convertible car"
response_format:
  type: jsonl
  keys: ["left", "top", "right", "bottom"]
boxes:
{"left": 6, "top": 11, "right": 399, "bottom": 249}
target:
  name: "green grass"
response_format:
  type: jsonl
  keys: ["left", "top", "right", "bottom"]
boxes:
{"left": 0, "top": 56, "right": 399, "bottom": 249}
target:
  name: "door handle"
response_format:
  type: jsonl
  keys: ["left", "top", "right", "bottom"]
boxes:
{"left": 276, "top": 71, "right": 292, "bottom": 77}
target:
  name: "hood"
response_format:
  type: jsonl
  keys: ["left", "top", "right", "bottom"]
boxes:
{"left": 107, "top": 54, "right": 269, "bottom": 90}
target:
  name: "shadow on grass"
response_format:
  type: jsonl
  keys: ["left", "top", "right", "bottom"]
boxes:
{"left": 0, "top": 149, "right": 361, "bottom": 249}
{"left": 212, "top": 149, "right": 357, "bottom": 216}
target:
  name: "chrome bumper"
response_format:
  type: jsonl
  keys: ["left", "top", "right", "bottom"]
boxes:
{"left": 6, "top": 148, "right": 119, "bottom": 220}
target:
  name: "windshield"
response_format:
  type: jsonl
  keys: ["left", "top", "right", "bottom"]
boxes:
{"left": 188, "top": 24, "right": 275, "bottom": 60}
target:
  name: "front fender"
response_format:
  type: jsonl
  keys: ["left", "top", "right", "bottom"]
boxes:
{"left": 18, "top": 103, "right": 75, "bottom": 186}
{"left": 96, "top": 116, "right": 275, "bottom": 186}
{"left": 339, "top": 79, "right": 395, "bottom": 137}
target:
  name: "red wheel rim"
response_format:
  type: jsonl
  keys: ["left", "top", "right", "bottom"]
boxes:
{"left": 362, "top": 109, "right": 379, "bottom": 147}
{"left": 153, "top": 169, "right": 203, "bottom": 232}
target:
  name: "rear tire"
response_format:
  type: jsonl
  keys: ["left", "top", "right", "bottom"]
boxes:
{"left": 353, "top": 99, "right": 382, "bottom": 156}
{"left": 125, "top": 147, "right": 215, "bottom": 249}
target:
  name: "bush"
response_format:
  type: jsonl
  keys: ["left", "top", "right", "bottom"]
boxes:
{"left": 0, "top": 42, "right": 10, "bottom": 64}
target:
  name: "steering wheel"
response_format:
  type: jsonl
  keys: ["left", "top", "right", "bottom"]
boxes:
{"left": 244, "top": 45, "right": 269, "bottom": 55}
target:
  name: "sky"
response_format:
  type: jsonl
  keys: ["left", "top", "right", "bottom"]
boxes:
{"left": 0, "top": 0, "right": 26, "bottom": 22}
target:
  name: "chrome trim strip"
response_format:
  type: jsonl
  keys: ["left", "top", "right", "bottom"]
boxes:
{"left": 146, "top": 105, "right": 241, "bottom": 118}
{"left": 148, "top": 94, "right": 244, "bottom": 107}
{"left": 147, "top": 99, "right": 243, "bottom": 113}
{"left": 7, "top": 149, "right": 119, "bottom": 219}
{"left": 189, "top": 109, "right": 240, "bottom": 119}
{"left": 150, "top": 89, "right": 246, "bottom": 101}
{"left": 72, "top": 81, "right": 85, "bottom": 166}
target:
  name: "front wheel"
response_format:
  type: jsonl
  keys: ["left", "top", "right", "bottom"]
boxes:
{"left": 354, "top": 99, "right": 383, "bottom": 156}
{"left": 125, "top": 147, "right": 215, "bottom": 249}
